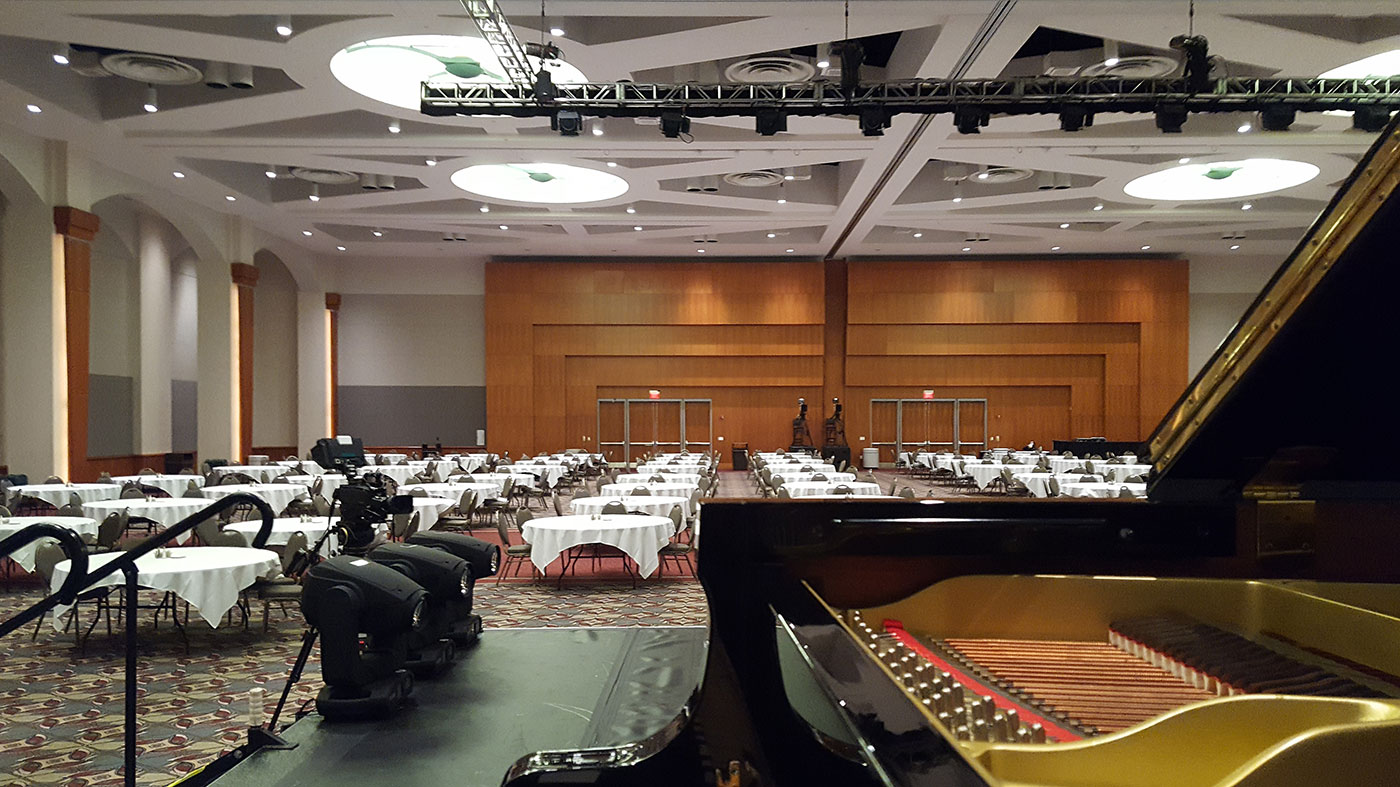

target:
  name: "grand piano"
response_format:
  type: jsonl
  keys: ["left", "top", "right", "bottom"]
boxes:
{"left": 200, "top": 117, "right": 1400, "bottom": 787}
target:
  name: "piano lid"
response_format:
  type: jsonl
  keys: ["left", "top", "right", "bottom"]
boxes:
{"left": 1147, "top": 115, "right": 1400, "bottom": 502}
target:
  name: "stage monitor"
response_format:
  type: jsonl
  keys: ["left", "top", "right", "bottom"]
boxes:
{"left": 312, "top": 435, "right": 367, "bottom": 469}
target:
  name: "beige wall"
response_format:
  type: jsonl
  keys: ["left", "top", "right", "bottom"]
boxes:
{"left": 252, "top": 250, "right": 298, "bottom": 449}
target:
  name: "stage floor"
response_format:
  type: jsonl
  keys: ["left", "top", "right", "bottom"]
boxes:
{"left": 212, "top": 626, "right": 707, "bottom": 787}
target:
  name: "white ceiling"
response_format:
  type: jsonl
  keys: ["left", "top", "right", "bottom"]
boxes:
{"left": 3, "top": 0, "right": 1397, "bottom": 262}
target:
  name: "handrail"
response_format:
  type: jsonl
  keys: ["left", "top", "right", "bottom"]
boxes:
{"left": 0, "top": 523, "right": 90, "bottom": 631}
{"left": 0, "top": 492, "right": 276, "bottom": 787}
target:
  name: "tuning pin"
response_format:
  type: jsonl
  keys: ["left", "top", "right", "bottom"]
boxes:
{"left": 965, "top": 699, "right": 982, "bottom": 725}
{"left": 1003, "top": 707, "right": 1019, "bottom": 732}
{"left": 992, "top": 712, "right": 1009, "bottom": 741}
{"left": 1030, "top": 724, "right": 1046, "bottom": 743}
{"left": 971, "top": 719, "right": 990, "bottom": 742}
{"left": 949, "top": 684, "right": 965, "bottom": 706}
{"left": 955, "top": 724, "right": 971, "bottom": 741}
{"left": 1016, "top": 727, "right": 1032, "bottom": 743}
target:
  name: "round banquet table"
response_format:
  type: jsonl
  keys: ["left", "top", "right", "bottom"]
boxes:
{"left": 8, "top": 483, "right": 121, "bottom": 507}
{"left": 801, "top": 494, "right": 902, "bottom": 500}
{"left": 211, "top": 465, "right": 287, "bottom": 483}
{"left": 963, "top": 463, "right": 1022, "bottom": 490}
{"left": 570, "top": 495, "right": 688, "bottom": 519}
{"left": 0, "top": 516, "right": 100, "bottom": 570}
{"left": 282, "top": 473, "right": 347, "bottom": 499}
{"left": 449, "top": 454, "right": 490, "bottom": 473}
{"left": 600, "top": 483, "right": 698, "bottom": 515}
{"left": 50, "top": 546, "right": 281, "bottom": 628}
{"left": 636, "top": 463, "right": 708, "bottom": 475}
{"left": 274, "top": 460, "right": 320, "bottom": 475}
{"left": 614, "top": 472, "right": 701, "bottom": 486}
{"left": 359, "top": 465, "right": 418, "bottom": 485}
{"left": 1058, "top": 482, "right": 1147, "bottom": 499}
{"left": 781, "top": 481, "right": 882, "bottom": 498}
{"left": 401, "top": 482, "right": 497, "bottom": 506}
{"left": 201, "top": 483, "right": 308, "bottom": 515}
{"left": 224, "top": 516, "right": 342, "bottom": 556}
{"left": 111, "top": 474, "right": 205, "bottom": 496}
{"left": 522, "top": 514, "right": 674, "bottom": 577}
{"left": 1012, "top": 472, "right": 1103, "bottom": 498}
{"left": 1099, "top": 463, "right": 1153, "bottom": 483}
{"left": 371, "top": 453, "right": 408, "bottom": 464}
{"left": 512, "top": 464, "right": 568, "bottom": 487}
{"left": 768, "top": 471, "right": 855, "bottom": 484}
{"left": 1048, "top": 456, "right": 1093, "bottom": 474}
{"left": 407, "top": 496, "right": 457, "bottom": 530}
{"left": 81, "top": 498, "right": 216, "bottom": 543}
{"left": 462, "top": 473, "right": 533, "bottom": 495}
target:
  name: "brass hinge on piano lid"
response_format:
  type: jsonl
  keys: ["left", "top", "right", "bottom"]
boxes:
{"left": 1243, "top": 447, "right": 1329, "bottom": 556}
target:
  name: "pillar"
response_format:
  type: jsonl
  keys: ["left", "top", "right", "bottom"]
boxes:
{"left": 295, "top": 291, "right": 337, "bottom": 455}
{"left": 136, "top": 213, "right": 172, "bottom": 455}
{"left": 195, "top": 260, "right": 238, "bottom": 466}
{"left": 327, "top": 293, "right": 340, "bottom": 434}
{"left": 54, "top": 206, "right": 100, "bottom": 480}
{"left": 230, "top": 262, "right": 259, "bottom": 462}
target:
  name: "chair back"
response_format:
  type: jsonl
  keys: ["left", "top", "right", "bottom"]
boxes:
{"left": 494, "top": 512, "right": 512, "bottom": 545}
{"left": 776, "top": 487, "right": 792, "bottom": 498}
{"left": 601, "top": 501, "right": 628, "bottom": 515}
{"left": 313, "top": 494, "right": 332, "bottom": 517}
{"left": 514, "top": 508, "right": 533, "bottom": 528}
{"left": 832, "top": 484, "right": 853, "bottom": 495}
{"left": 404, "top": 511, "right": 421, "bottom": 538}
{"left": 1048, "top": 477, "right": 1061, "bottom": 497}
{"left": 668, "top": 505, "right": 683, "bottom": 535}
{"left": 551, "top": 492, "right": 565, "bottom": 517}
{"left": 96, "top": 512, "right": 126, "bottom": 548}
{"left": 44, "top": 475, "right": 64, "bottom": 485}
{"left": 887, "top": 477, "right": 899, "bottom": 495}
{"left": 408, "top": 486, "right": 428, "bottom": 497}
{"left": 1079, "top": 475, "right": 1099, "bottom": 483}
{"left": 211, "top": 529, "right": 248, "bottom": 547}
{"left": 282, "top": 531, "right": 310, "bottom": 575}
{"left": 898, "top": 487, "right": 916, "bottom": 499}
{"left": 34, "top": 542, "right": 66, "bottom": 584}
{"left": 120, "top": 484, "right": 145, "bottom": 499}
{"left": 97, "top": 472, "right": 114, "bottom": 484}
{"left": 57, "top": 501, "right": 84, "bottom": 517}
{"left": 0, "top": 505, "right": 9, "bottom": 518}
{"left": 648, "top": 474, "right": 666, "bottom": 483}
{"left": 810, "top": 473, "right": 828, "bottom": 482}
{"left": 630, "top": 486, "right": 651, "bottom": 496}
{"left": 138, "top": 467, "right": 157, "bottom": 476}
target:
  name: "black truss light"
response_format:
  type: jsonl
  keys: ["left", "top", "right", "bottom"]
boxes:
{"left": 954, "top": 107, "right": 987, "bottom": 135}
{"left": 660, "top": 109, "right": 691, "bottom": 139}
{"left": 1155, "top": 103, "right": 1188, "bottom": 133}
{"left": 550, "top": 109, "right": 582, "bottom": 136}
{"left": 1259, "top": 105, "right": 1296, "bottom": 131}
{"left": 368, "top": 543, "right": 472, "bottom": 676}
{"left": 1354, "top": 105, "right": 1391, "bottom": 133}
{"left": 1058, "top": 108, "right": 1093, "bottom": 132}
{"left": 755, "top": 107, "right": 787, "bottom": 136}
{"left": 859, "top": 106, "right": 890, "bottom": 137}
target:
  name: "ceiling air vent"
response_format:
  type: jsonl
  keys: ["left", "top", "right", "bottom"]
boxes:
{"left": 973, "top": 166, "right": 1035, "bottom": 185}
{"left": 291, "top": 168, "right": 359, "bottom": 184}
{"left": 723, "top": 170, "right": 785, "bottom": 188}
{"left": 724, "top": 55, "right": 816, "bottom": 84}
{"left": 100, "top": 52, "right": 204, "bottom": 84}
{"left": 1081, "top": 55, "right": 1179, "bottom": 78}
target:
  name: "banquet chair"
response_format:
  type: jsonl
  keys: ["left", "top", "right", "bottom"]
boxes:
{"left": 43, "top": 475, "right": 64, "bottom": 484}
{"left": 90, "top": 512, "right": 126, "bottom": 553}
{"left": 601, "top": 501, "right": 628, "bottom": 515}
{"left": 1047, "top": 477, "right": 1062, "bottom": 497}
{"left": 831, "top": 485, "right": 853, "bottom": 496}
{"left": 312, "top": 494, "right": 332, "bottom": 518}
{"left": 514, "top": 508, "right": 533, "bottom": 531}
{"left": 658, "top": 505, "right": 694, "bottom": 578}
{"left": 648, "top": 474, "right": 666, "bottom": 483}
{"left": 1001, "top": 468, "right": 1031, "bottom": 497}
{"left": 120, "top": 484, "right": 146, "bottom": 499}
{"left": 551, "top": 492, "right": 566, "bottom": 517}
{"left": 0, "top": 505, "right": 9, "bottom": 517}
{"left": 139, "top": 483, "right": 172, "bottom": 499}
{"left": 898, "top": 487, "right": 917, "bottom": 499}
{"left": 389, "top": 511, "right": 421, "bottom": 542}
{"left": 493, "top": 512, "right": 533, "bottom": 583}
{"left": 887, "top": 477, "right": 900, "bottom": 496}
{"left": 776, "top": 487, "right": 792, "bottom": 498}
{"left": 207, "top": 528, "right": 249, "bottom": 548}
{"left": 137, "top": 467, "right": 158, "bottom": 476}
{"left": 630, "top": 486, "right": 652, "bottom": 496}
{"left": 1119, "top": 486, "right": 1138, "bottom": 499}
{"left": 57, "top": 500, "right": 84, "bottom": 517}
{"left": 181, "top": 480, "right": 202, "bottom": 498}
{"left": 1079, "top": 475, "right": 1099, "bottom": 483}
{"left": 97, "top": 472, "right": 114, "bottom": 484}
{"left": 251, "top": 530, "right": 308, "bottom": 631}
{"left": 407, "top": 486, "right": 428, "bottom": 497}
{"left": 32, "top": 542, "right": 117, "bottom": 653}
{"left": 810, "top": 473, "right": 828, "bottom": 482}
{"left": 221, "top": 472, "right": 257, "bottom": 485}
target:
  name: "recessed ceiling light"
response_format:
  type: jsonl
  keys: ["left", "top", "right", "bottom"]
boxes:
{"left": 451, "top": 162, "right": 629, "bottom": 203}
{"left": 1124, "top": 159, "right": 1318, "bottom": 202}
{"left": 225, "top": 195, "right": 237, "bottom": 201}
{"left": 1141, "top": 245, "right": 1152, "bottom": 250}
{"left": 913, "top": 232, "right": 923, "bottom": 238}
{"left": 1230, "top": 244, "right": 1240, "bottom": 250}
{"left": 372, "top": 229, "right": 384, "bottom": 237}
{"left": 1103, "top": 57, "right": 1120, "bottom": 67}
{"left": 696, "top": 248, "right": 706, "bottom": 253}
{"left": 387, "top": 119, "right": 400, "bottom": 134}
{"left": 1051, "top": 246, "right": 1062, "bottom": 251}
{"left": 1092, "top": 203, "right": 1104, "bottom": 211}
{"left": 1237, "top": 123, "right": 1251, "bottom": 133}
{"left": 633, "top": 226, "right": 642, "bottom": 231}
{"left": 143, "top": 86, "right": 159, "bottom": 113}
{"left": 426, "top": 156, "right": 438, "bottom": 167}
{"left": 962, "top": 247, "right": 972, "bottom": 252}
{"left": 53, "top": 43, "right": 70, "bottom": 65}
{"left": 330, "top": 34, "right": 588, "bottom": 110}
{"left": 952, "top": 196, "right": 963, "bottom": 203}
{"left": 26, "top": 103, "right": 42, "bottom": 113}
{"left": 265, "top": 166, "right": 278, "bottom": 179}
{"left": 550, "top": 27, "right": 565, "bottom": 37}
{"left": 498, "top": 224, "right": 509, "bottom": 230}
{"left": 606, "top": 161, "right": 617, "bottom": 167}
{"left": 336, "top": 245, "right": 346, "bottom": 251}
{"left": 784, "top": 174, "right": 795, "bottom": 181}
{"left": 976, "top": 172, "right": 989, "bottom": 180}
{"left": 302, "top": 230, "right": 313, "bottom": 236}
{"left": 766, "top": 232, "right": 776, "bottom": 238}
{"left": 591, "top": 123, "right": 604, "bottom": 137}
{"left": 1178, "top": 157, "right": 1191, "bottom": 164}
{"left": 625, "top": 205, "right": 636, "bottom": 214}
{"left": 479, "top": 204, "right": 490, "bottom": 213}
{"left": 785, "top": 248, "right": 794, "bottom": 253}
{"left": 1059, "top": 223, "right": 1070, "bottom": 228}
{"left": 275, "top": 15, "right": 293, "bottom": 37}
{"left": 777, "top": 198, "right": 787, "bottom": 204}
{"left": 172, "top": 171, "right": 185, "bottom": 178}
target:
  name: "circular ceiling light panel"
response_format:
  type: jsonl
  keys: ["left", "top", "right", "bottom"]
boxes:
{"left": 724, "top": 55, "right": 816, "bottom": 83}
{"left": 330, "top": 34, "right": 588, "bottom": 110}
{"left": 1081, "top": 55, "right": 1178, "bottom": 78}
{"left": 1123, "top": 158, "right": 1319, "bottom": 201}
{"left": 450, "top": 163, "right": 629, "bottom": 204}
{"left": 290, "top": 167, "right": 359, "bottom": 184}
{"left": 972, "top": 166, "right": 1035, "bottom": 184}
{"left": 100, "top": 52, "right": 204, "bottom": 84}
{"left": 723, "top": 170, "right": 785, "bottom": 187}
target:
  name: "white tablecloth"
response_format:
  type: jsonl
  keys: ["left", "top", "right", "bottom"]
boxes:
{"left": 401, "top": 483, "right": 497, "bottom": 507}
{"left": 359, "top": 465, "right": 419, "bottom": 484}
{"left": 1100, "top": 463, "right": 1153, "bottom": 483}
{"left": 614, "top": 472, "right": 702, "bottom": 486}
{"left": 1059, "top": 482, "right": 1147, "bottom": 499}
{"left": 82, "top": 498, "right": 213, "bottom": 544}
{"left": 511, "top": 464, "right": 568, "bottom": 487}
{"left": 463, "top": 473, "right": 534, "bottom": 495}
{"left": 8, "top": 484, "right": 122, "bottom": 507}
{"left": 201, "top": 483, "right": 308, "bottom": 515}
{"left": 224, "top": 517, "right": 341, "bottom": 556}
{"left": 570, "top": 495, "right": 688, "bottom": 519}
{"left": 370, "top": 453, "right": 408, "bottom": 464}
{"left": 282, "top": 474, "right": 346, "bottom": 499}
{"left": 600, "top": 484, "right": 698, "bottom": 515}
{"left": 0, "top": 516, "right": 100, "bottom": 570}
{"left": 211, "top": 465, "right": 288, "bottom": 483}
{"left": 762, "top": 461, "right": 838, "bottom": 472}
{"left": 769, "top": 471, "right": 855, "bottom": 484}
{"left": 1011, "top": 472, "right": 1102, "bottom": 498}
{"left": 408, "top": 496, "right": 457, "bottom": 530}
{"left": 450, "top": 454, "right": 490, "bottom": 473}
{"left": 964, "top": 464, "right": 1026, "bottom": 490}
{"left": 111, "top": 475, "right": 205, "bottom": 496}
{"left": 781, "top": 481, "right": 882, "bottom": 497}
{"left": 1048, "top": 456, "right": 1093, "bottom": 474}
{"left": 51, "top": 546, "right": 281, "bottom": 628}
{"left": 522, "top": 514, "right": 674, "bottom": 577}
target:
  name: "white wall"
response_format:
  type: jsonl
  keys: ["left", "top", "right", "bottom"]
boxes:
{"left": 89, "top": 208, "right": 140, "bottom": 380}
{"left": 1187, "top": 254, "right": 1281, "bottom": 376}
{"left": 252, "top": 251, "right": 298, "bottom": 448}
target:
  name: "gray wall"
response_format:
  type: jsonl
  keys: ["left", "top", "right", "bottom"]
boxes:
{"left": 88, "top": 374, "right": 134, "bottom": 456}
{"left": 171, "top": 379, "right": 197, "bottom": 453}
{"left": 1187, "top": 254, "right": 1280, "bottom": 376}
{"left": 337, "top": 293, "right": 486, "bottom": 445}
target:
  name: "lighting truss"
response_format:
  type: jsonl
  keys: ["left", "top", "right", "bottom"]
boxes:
{"left": 460, "top": 0, "right": 536, "bottom": 88}
{"left": 422, "top": 76, "right": 1400, "bottom": 119}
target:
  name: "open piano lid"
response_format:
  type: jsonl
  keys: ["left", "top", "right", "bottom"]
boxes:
{"left": 1148, "top": 115, "right": 1400, "bottom": 502}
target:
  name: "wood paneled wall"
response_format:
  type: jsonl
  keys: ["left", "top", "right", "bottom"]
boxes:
{"left": 485, "top": 261, "right": 826, "bottom": 460}
{"left": 485, "top": 258, "right": 1187, "bottom": 458}
{"left": 845, "top": 259, "right": 1187, "bottom": 450}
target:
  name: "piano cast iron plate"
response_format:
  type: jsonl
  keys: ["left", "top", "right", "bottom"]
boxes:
{"left": 213, "top": 627, "right": 707, "bottom": 787}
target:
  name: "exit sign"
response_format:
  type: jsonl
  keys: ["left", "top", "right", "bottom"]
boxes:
{"left": 922, "top": 389, "right": 935, "bottom": 399}
{"left": 648, "top": 389, "right": 661, "bottom": 399}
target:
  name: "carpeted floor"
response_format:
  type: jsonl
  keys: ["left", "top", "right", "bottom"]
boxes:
{"left": 0, "top": 466, "right": 970, "bottom": 786}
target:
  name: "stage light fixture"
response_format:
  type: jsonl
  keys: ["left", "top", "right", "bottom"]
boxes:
{"left": 1155, "top": 104, "right": 1187, "bottom": 133}
{"left": 406, "top": 532, "right": 498, "bottom": 595}
{"left": 1353, "top": 106, "right": 1391, "bottom": 133}
{"left": 1058, "top": 109, "right": 1092, "bottom": 132}
{"left": 951, "top": 182, "right": 964, "bottom": 203}
{"left": 387, "top": 119, "right": 401, "bottom": 134}
{"left": 143, "top": 85, "right": 159, "bottom": 113}
{"left": 301, "top": 556, "right": 428, "bottom": 719}
{"left": 369, "top": 543, "right": 476, "bottom": 674}
{"left": 275, "top": 15, "right": 293, "bottom": 37}
{"left": 534, "top": 67, "right": 557, "bottom": 103}
{"left": 1260, "top": 106, "right": 1295, "bottom": 131}
{"left": 859, "top": 106, "right": 890, "bottom": 137}
{"left": 308, "top": 184, "right": 320, "bottom": 202}
{"left": 551, "top": 109, "right": 582, "bottom": 136}
{"left": 755, "top": 107, "right": 787, "bottom": 136}
{"left": 372, "top": 228, "right": 384, "bottom": 237}
{"left": 660, "top": 110, "right": 691, "bottom": 139}
{"left": 816, "top": 43, "right": 831, "bottom": 70}
{"left": 953, "top": 108, "right": 987, "bottom": 135}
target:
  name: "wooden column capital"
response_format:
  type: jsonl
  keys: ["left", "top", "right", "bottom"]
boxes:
{"left": 230, "top": 262, "right": 260, "bottom": 288}
{"left": 53, "top": 206, "right": 100, "bottom": 242}
{"left": 325, "top": 292, "right": 342, "bottom": 311}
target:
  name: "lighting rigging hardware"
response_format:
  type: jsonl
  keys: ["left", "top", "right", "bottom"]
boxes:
{"left": 460, "top": 0, "right": 536, "bottom": 87}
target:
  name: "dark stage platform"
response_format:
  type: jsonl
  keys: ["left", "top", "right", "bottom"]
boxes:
{"left": 213, "top": 627, "right": 706, "bottom": 787}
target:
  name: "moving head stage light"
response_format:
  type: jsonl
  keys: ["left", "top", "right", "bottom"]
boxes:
{"left": 301, "top": 556, "right": 427, "bottom": 720}
{"left": 368, "top": 543, "right": 473, "bottom": 675}
{"left": 406, "top": 531, "right": 500, "bottom": 645}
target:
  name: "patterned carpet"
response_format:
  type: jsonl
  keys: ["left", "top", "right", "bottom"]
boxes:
{"left": 0, "top": 465, "right": 965, "bottom": 786}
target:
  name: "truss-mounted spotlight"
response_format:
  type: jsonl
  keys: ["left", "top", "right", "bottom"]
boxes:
{"left": 551, "top": 109, "right": 582, "bottom": 136}
{"left": 275, "top": 15, "right": 293, "bottom": 37}
{"left": 953, "top": 108, "right": 987, "bottom": 135}
{"left": 1155, "top": 104, "right": 1188, "bottom": 133}
{"left": 1058, "top": 109, "right": 1092, "bottom": 132}
{"left": 143, "top": 85, "right": 159, "bottom": 113}
{"left": 533, "top": 66, "right": 557, "bottom": 103}
{"left": 755, "top": 108, "right": 787, "bottom": 136}
{"left": 859, "top": 106, "right": 890, "bottom": 137}
{"left": 660, "top": 110, "right": 691, "bottom": 139}
{"left": 835, "top": 39, "right": 865, "bottom": 92}
{"left": 1353, "top": 106, "right": 1390, "bottom": 133}
{"left": 1259, "top": 106, "right": 1295, "bottom": 132}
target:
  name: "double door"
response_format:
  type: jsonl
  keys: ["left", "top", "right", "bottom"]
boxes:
{"left": 597, "top": 399, "right": 712, "bottom": 464}
{"left": 869, "top": 398, "right": 987, "bottom": 463}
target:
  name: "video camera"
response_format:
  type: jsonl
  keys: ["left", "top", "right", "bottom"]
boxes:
{"left": 332, "top": 469, "right": 413, "bottom": 556}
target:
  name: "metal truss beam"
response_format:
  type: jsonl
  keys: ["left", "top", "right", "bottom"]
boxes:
{"left": 460, "top": 0, "right": 535, "bottom": 88}
{"left": 421, "top": 76, "right": 1400, "bottom": 118}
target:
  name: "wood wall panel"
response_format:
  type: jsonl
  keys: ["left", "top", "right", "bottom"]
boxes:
{"left": 486, "top": 258, "right": 1187, "bottom": 461}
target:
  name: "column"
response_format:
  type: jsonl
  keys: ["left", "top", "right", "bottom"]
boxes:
{"left": 195, "top": 260, "right": 238, "bottom": 466}
{"left": 230, "top": 262, "right": 259, "bottom": 462}
{"left": 327, "top": 293, "right": 340, "bottom": 433}
{"left": 295, "top": 291, "right": 337, "bottom": 454}
{"left": 136, "top": 213, "right": 172, "bottom": 455}
{"left": 54, "top": 206, "right": 100, "bottom": 480}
